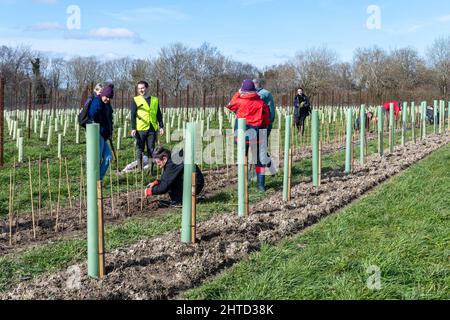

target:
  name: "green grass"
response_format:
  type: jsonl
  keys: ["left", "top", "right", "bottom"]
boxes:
{"left": 185, "top": 143, "right": 450, "bottom": 300}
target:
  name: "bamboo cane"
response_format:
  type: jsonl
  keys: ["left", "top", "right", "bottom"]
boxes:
{"left": 79, "top": 155, "right": 83, "bottom": 224}
{"left": 318, "top": 138, "right": 322, "bottom": 187}
{"left": 12, "top": 159, "right": 17, "bottom": 234}
{"left": 8, "top": 170, "right": 13, "bottom": 245}
{"left": 288, "top": 148, "right": 292, "bottom": 201}
{"left": 110, "top": 165, "right": 115, "bottom": 217}
{"left": 244, "top": 156, "right": 249, "bottom": 218}
{"left": 38, "top": 154, "right": 42, "bottom": 221}
{"left": 65, "top": 158, "right": 72, "bottom": 209}
{"left": 55, "top": 158, "right": 62, "bottom": 232}
{"left": 28, "top": 158, "right": 36, "bottom": 239}
{"left": 126, "top": 163, "right": 130, "bottom": 215}
{"left": 116, "top": 156, "right": 120, "bottom": 217}
{"left": 46, "top": 159, "right": 53, "bottom": 217}
{"left": 191, "top": 171, "right": 197, "bottom": 243}
{"left": 140, "top": 164, "right": 144, "bottom": 212}
{"left": 97, "top": 181, "right": 105, "bottom": 279}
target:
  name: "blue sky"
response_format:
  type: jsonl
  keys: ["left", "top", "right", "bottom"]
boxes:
{"left": 1, "top": 0, "right": 450, "bottom": 68}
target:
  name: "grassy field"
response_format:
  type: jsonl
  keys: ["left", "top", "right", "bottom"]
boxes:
{"left": 1, "top": 105, "right": 427, "bottom": 218}
{"left": 0, "top": 123, "right": 429, "bottom": 293}
{"left": 185, "top": 142, "right": 450, "bottom": 300}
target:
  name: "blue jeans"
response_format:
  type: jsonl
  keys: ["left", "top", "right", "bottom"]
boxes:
{"left": 99, "top": 136, "right": 113, "bottom": 180}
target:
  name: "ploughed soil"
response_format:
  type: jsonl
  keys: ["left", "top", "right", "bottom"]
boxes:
{"left": 0, "top": 133, "right": 371, "bottom": 256}
{"left": 2, "top": 132, "right": 448, "bottom": 300}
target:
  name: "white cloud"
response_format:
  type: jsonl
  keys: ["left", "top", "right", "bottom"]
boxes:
{"left": 437, "top": 15, "right": 450, "bottom": 22}
{"left": 64, "top": 27, "right": 143, "bottom": 43}
{"left": 0, "top": 36, "right": 153, "bottom": 60}
{"left": 107, "top": 6, "right": 189, "bottom": 23}
{"left": 89, "top": 27, "right": 136, "bottom": 40}
{"left": 27, "top": 22, "right": 64, "bottom": 31}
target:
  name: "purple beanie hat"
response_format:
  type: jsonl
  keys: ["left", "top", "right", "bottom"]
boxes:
{"left": 101, "top": 84, "right": 114, "bottom": 99}
{"left": 241, "top": 79, "right": 256, "bottom": 92}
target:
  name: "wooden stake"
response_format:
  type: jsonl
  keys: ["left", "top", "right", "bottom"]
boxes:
{"left": 65, "top": 158, "right": 72, "bottom": 209}
{"left": 97, "top": 181, "right": 105, "bottom": 279}
{"left": 126, "top": 163, "right": 130, "bottom": 215}
{"left": 288, "top": 148, "right": 292, "bottom": 201}
{"left": 191, "top": 171, "right": 197, "bottom": 243}
{"left": 79, "top": 155, "right": 83, "bottom": 224}
{"left": 38, "top": 154, "right": 42, "bottom": 222}
{"left": 28, "top": 158, "right": 36, "bottom": 239}
{"left": 12, "top": 160, "right": 16, "bottom": 236}
{"left": 55, "top": 158, "right": 62, "bottom": 232}
{"left": 8, "top": 170, "right": 13, "bottom": 245}
{"left": 140, "top": 164, "right": 144, "bottom": 212}
{"left": 350, "top": 132, "right": 354, "bottom": 173}
{"left": 46, "top": 159, "right": 53, "bottom": 217}
{"left": 110, "top": 165, "right": 115, "bottom": 218}
{"left": 244, "top": 156, "right": 249, "bottom": 217}
{"left": 318, "top": 139, "right": 322, "bottom": 186}
{"left": 116, "top": 156, "right": 120, "bottom": 217}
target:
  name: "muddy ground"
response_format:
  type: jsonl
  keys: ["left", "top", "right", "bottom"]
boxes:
{"left": 2, "top": 132, "right": 448, "bottom": 300}
{"left": 0, "top": 133, "right": 372, "bottom": 256}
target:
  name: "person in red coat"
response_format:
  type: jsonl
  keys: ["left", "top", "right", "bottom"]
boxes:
{"left": 227, "top": 79, "right": 270, "bottom": 192}
{"left": 383, "top": 101, "right": 400, "bottom": 128}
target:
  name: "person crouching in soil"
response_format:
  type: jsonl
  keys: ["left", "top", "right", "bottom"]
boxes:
{"left": 145, "top": 146, "right": 204, "bottom": 208}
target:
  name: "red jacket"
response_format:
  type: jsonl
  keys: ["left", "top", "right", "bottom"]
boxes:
{"left": 227, "top": 92, "right": 270, "bottom": 128}
{"left": 383, "top": 101, "right": 400, "bottom": 120}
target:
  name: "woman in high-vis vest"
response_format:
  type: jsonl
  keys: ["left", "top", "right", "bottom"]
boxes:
{"left": 130, "top": 80, "right": 164, "bottom": 173}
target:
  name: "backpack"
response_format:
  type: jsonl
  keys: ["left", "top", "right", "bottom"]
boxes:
{"left": 78, "top": 94, "right": 95, "bottom": 128}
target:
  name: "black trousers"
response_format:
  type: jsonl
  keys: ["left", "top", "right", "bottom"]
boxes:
{"left": 135, "top": 130, "right": 157, "bottom": 169}
{"left": 295, "top": 116, "right": 307, "bottom": 135}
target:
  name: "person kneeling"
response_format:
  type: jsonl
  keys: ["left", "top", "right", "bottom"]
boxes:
{"left": 145, "top": 146, "right": 204, "bottom": 208}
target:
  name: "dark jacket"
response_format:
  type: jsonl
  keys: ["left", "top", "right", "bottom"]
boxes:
{"left": 88, "top": 96, "right": 113, "bottom": 139}
{"left": 294, "top": 94, "right": 311, "bottom": 119}
{"left": 152, "top": 158, "right": 204, "bottom": 203}
{"left": 130, "top": 96, "right": 164, "bottom": 132}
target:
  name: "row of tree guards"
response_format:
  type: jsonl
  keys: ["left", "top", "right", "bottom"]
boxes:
{"left": 85, "top": 98, "right": 450, "bottom": 278}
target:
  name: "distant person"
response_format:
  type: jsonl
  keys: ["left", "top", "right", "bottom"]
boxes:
{"left": 130, "top": 80, "right": 164, "bottom": 174}
{"left": 88, "top": 84, "right": 114, "bottom": 180}
{"left": 253, "top": 78, "right": 275, "bottom": 137}
{"left": 383, "top": 101, "right": 400, "bottom": 128}
{"left": 145, "top": 146, "right": 204, "bottom": 208}
{"left": 293, "top": 88, "right": 311, "bottom": 136}
{"left": 253, "top": 78, "right": 276, "bottom": 175}
{"left": 355, "top": 111, "right": 374, "bottom": 132}
{"left": 227, "top": 79, "right": 270, "bottom": 192}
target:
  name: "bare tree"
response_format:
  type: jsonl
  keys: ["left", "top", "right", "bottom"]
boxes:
{"left": 352, "top": 46, "right": 390, "bottom": 102}
{"left": 291, "top": 47, "right": 338, "bottom": 97}
{"left": 189, "top": 43, "right": 225, "bottom": 101}
{"left": 153, "top": 43, "right": 193, "bottom": 97}
{"left": 66, "top": 56, "right": 101, "bottom": 96}
{"left": 103, "top": 57, "right": 134, "bottom": 90}
{"left": 427, "top": 36, "right": 450, "bottom": 97}
{"left": 263, "top": 63, "right": 296, "bottom": 95}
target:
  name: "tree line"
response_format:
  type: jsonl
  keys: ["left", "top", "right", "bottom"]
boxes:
{"left": 1, "top": 36, "right": 450, "bottom": 109}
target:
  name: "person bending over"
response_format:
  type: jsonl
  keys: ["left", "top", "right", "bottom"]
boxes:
{"left": 145, "top": 146, "right": 204, "bottom": 208}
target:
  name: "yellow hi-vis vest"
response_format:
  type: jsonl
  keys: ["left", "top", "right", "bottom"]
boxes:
{"left": 134, "top": 95, "right": 159, "bottom": 131}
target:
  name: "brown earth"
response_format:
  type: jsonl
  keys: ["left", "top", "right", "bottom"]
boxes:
{"left": 2, "top": 132, "right": 447, "bottom": 300}
{"left": 0, "top": 133, "right": 370, "bottom": 256}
